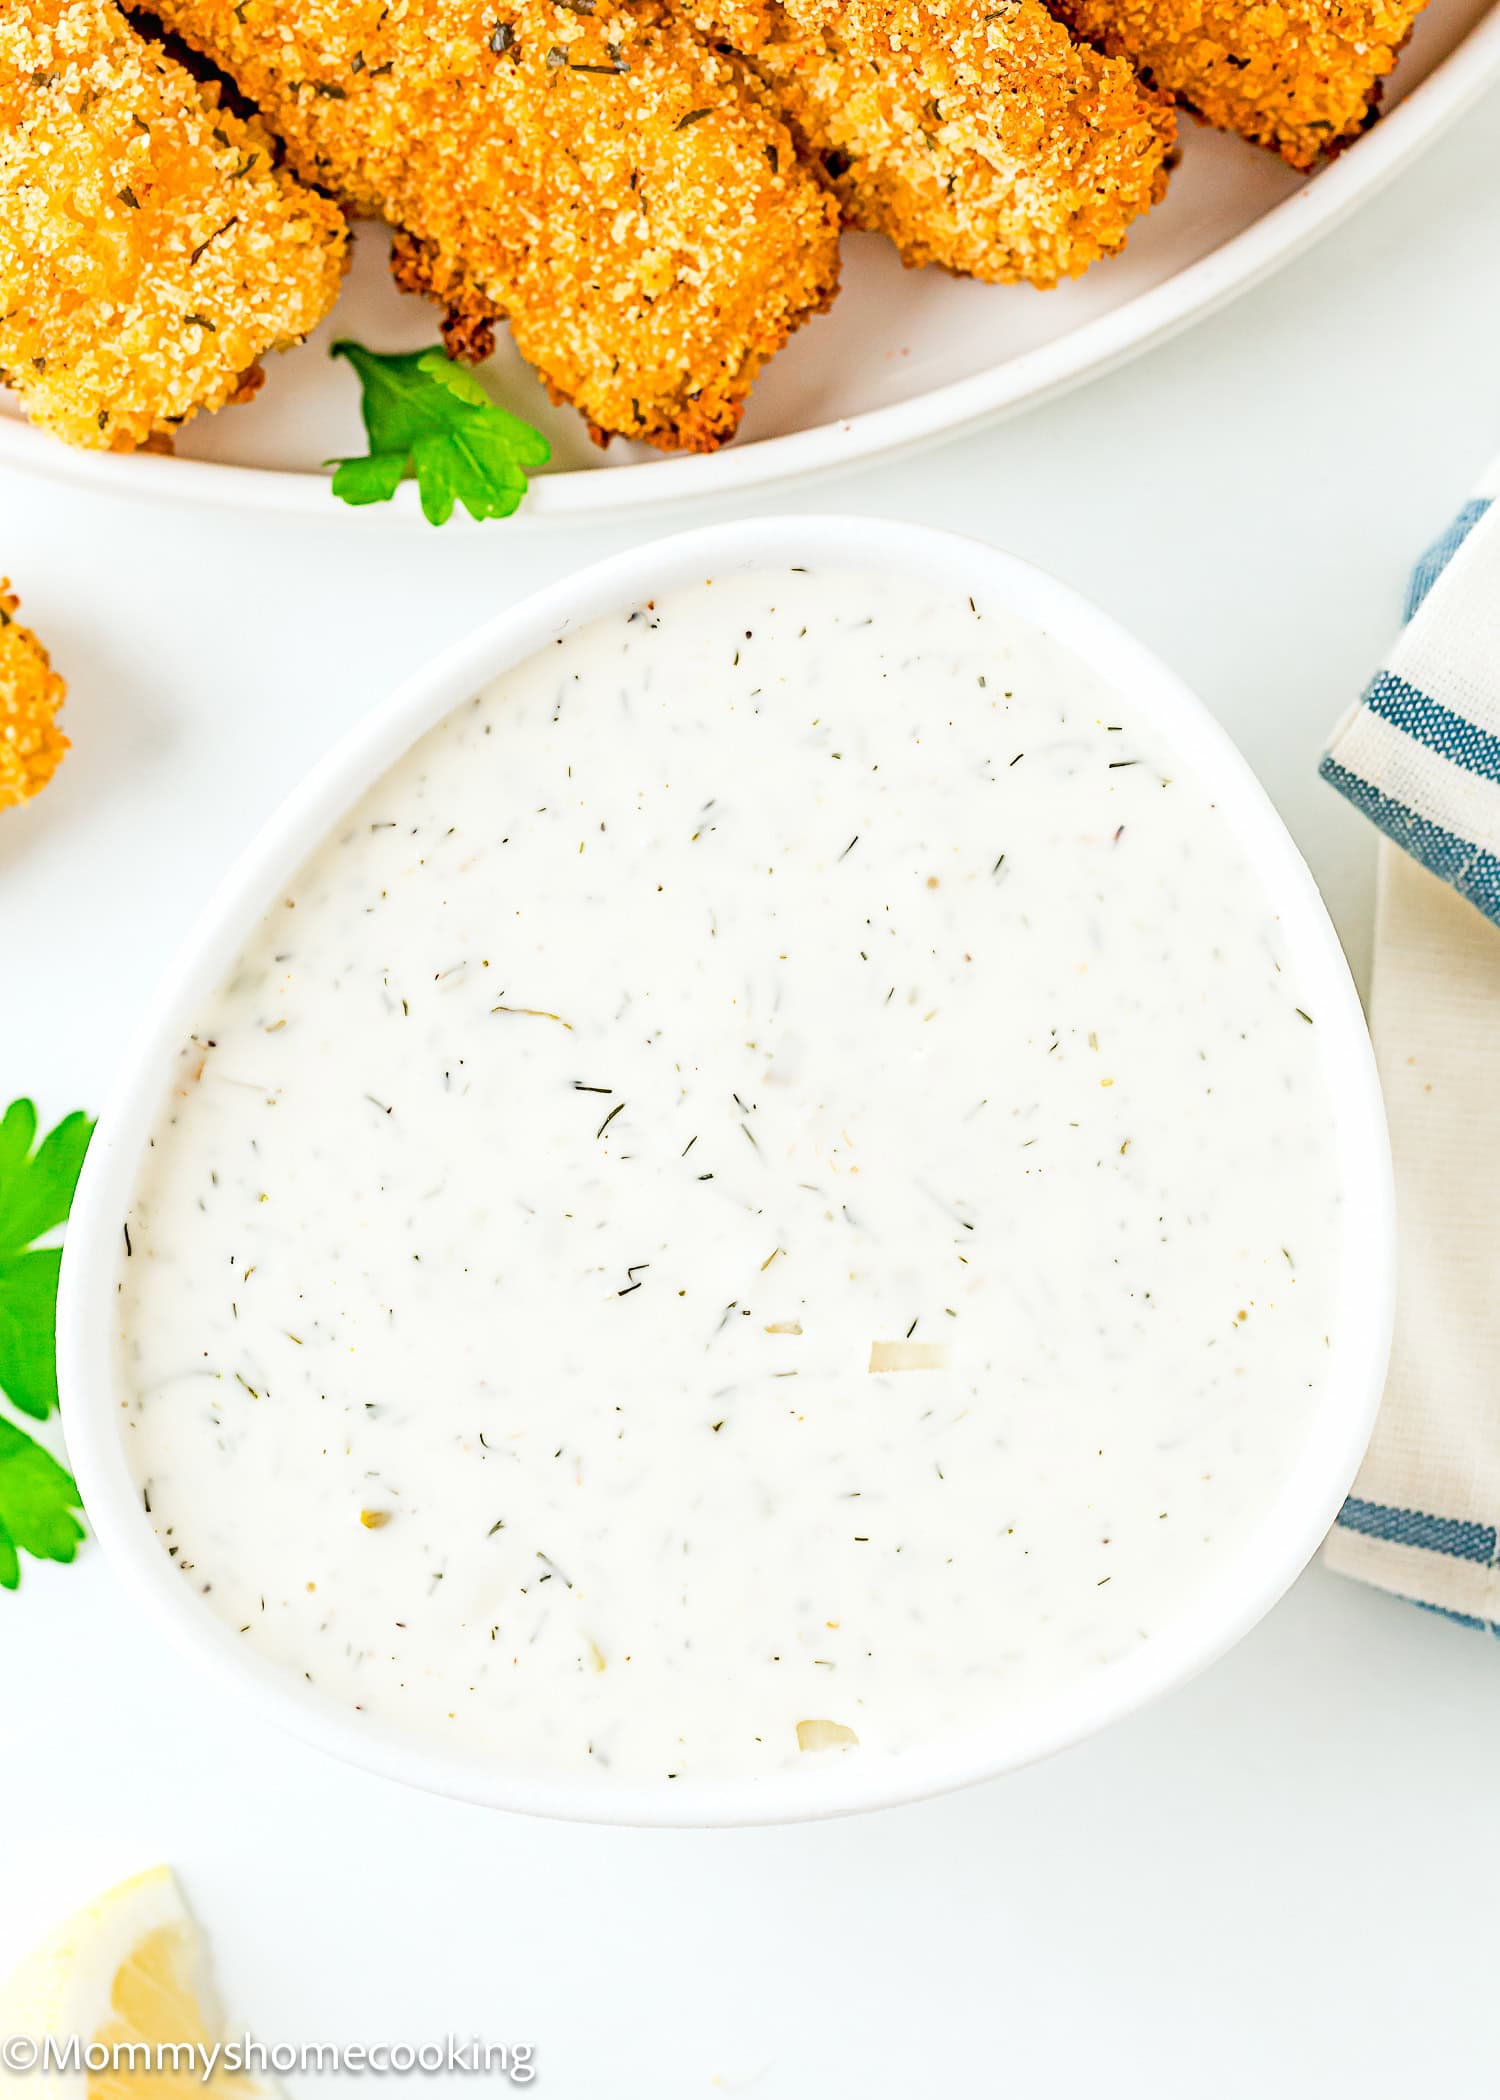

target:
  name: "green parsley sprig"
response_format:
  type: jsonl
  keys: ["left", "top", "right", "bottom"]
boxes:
{"left": 328, "top": 341, "right": 551, "bottom": 526}
{"left": 0, "top": 1099, "right": 92, "bottom": 1589}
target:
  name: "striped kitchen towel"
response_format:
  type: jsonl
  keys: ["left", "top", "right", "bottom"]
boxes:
{"left": 1319, "top": 456, "right": 1500, "bottom": 1631}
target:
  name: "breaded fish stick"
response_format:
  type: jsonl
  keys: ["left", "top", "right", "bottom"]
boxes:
{"left": 691, "top": 0, "right": 1174, "bottom": 285}
{"left": 149, "top": 0, "right": 842, "bottom": 453}
{"left": 0, "top": 582, "right": 67, "bottom": 810}
{"left": 0, "top": 0, "right": 347, "bottom": 452}
{"left": 1049, "top": 0, "right": 1427, "bottom": 168}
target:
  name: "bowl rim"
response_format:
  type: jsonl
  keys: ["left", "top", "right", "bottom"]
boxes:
{"left": 57, "top": 515, "right": 1396, "bottom": 1825}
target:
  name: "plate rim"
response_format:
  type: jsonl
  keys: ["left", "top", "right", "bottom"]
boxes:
{"left": 5, "top": 3, "right": 1499, "bottom": 526}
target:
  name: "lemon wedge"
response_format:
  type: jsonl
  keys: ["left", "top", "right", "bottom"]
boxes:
{"left": 0, "top": 1868, "right": 263, "bottom": 2100}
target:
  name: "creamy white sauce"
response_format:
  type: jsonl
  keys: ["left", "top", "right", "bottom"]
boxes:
{"left": 116, "top": 568, "right": 1341, "bottom": 1786}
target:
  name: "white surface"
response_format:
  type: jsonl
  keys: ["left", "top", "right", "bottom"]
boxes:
{"left": 3, "top": 0, "right": 1497, "bottom": 523}
{"left": 3, "top": 82, "right": 1500, "bottom": 2093}
{"left": 61, "top": 523, "right": 1393, "bottom": 1825}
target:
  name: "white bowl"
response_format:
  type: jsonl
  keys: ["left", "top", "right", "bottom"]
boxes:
{"left": 58, "top": 517, "right": 1395, "bottom": 1824}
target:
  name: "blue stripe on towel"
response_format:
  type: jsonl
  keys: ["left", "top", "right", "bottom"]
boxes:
{"left": 1317, "top": 756, "right": 1500, "bottom": 922}
{"left": 1364, "top": 671, "right": 1500, "bottom": 782}
{"left": 1406, "top": 496, "right": 1493, "bottom": 619}
{"left": 1413, "top": 1600, "right": 1500, "bottom": 1640}
{"left": 1336, "top": 1495, "right": 1497, "bottom": 1564}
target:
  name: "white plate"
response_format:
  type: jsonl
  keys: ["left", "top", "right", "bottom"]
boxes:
{"left": 6, "top": 0, "right": 1498, "bottom": 524}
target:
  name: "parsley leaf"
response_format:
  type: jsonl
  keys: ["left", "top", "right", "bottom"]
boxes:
{"left": 0, "top": 1100, "right": 92, "bottom": 1587}
{"left": 328, "top": 341, "right": 551, "bottom": 526}
{"left": 0, "top": 1100, "right": 93, "bottom": 1422}
{"left": 0, "top": 1255, "right": 67, "bottom": 1424}
{"left": 0, "top": 1415, "right": 83, "bottom": 1590}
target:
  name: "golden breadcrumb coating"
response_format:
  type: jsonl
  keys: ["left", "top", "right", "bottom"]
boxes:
{"left": 0, "top": 0, "right": 348, "bottom": 453}
{"left": 0, "top": 583, "right": 67, "bottom": 810}
{"left": 1050, "top": 0, "right": 1427, "bottom": 168}
{"left": 149, "top": 0, "right": 842, "bottom": 453}
{"left": 691, "top": 0, "right": 1174, "bottom": 284}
